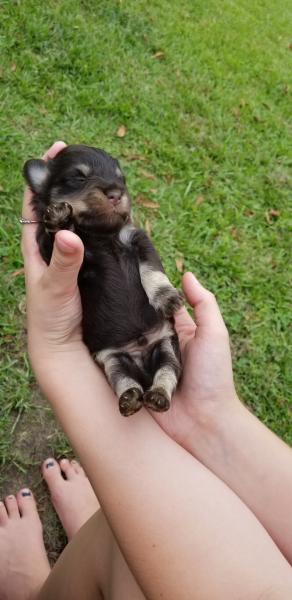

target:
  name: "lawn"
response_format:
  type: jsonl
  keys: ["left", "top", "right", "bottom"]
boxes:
{"left": 0, "top": 0, "right": 291, "bottom": 560}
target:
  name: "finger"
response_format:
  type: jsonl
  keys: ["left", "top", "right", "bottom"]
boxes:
{"left": 21, "top": 141, "right": 67, "bottom": 274}
{"left": 21, "top": 181, "right": 44, "bottom": 273}
{"left": 42, "top": 140, "right": 67, "bottom": 162}
{"left": 42, "top": 230, "right": 84, "bottom": 295}
{"left": 174, "top": 305, "right": 195, "bottom": 330}
{"left": 174, "top": 305, "right": 196, "bottom": 344}
{"left": 182, "top": 272, "right": 227, "bottom": 332}
{"left": 174, "top": 305, "right": 196, "bottom": 352}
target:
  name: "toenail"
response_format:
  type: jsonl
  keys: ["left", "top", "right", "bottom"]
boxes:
{"left": 21, "top": 489, "right": 31, "bottom": 497}
{"left": 8, "top": 495, "right": 14, "bottom": 500}
{"left": 46, "top": 460, "right": 55, "bottom": 468}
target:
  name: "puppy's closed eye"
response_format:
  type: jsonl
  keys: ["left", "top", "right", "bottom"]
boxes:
{"left": 59, "top": 169, "right": 88, "bottom": 191}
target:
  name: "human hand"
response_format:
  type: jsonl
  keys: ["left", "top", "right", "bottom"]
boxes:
{"left": 153, "top": 273, "right": 241, "bottom": 450}
{"left": 21, "top": 141, "right": 87, "bottom": 370}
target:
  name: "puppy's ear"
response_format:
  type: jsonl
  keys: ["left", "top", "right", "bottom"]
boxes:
{"left": 23, "top": 159, "right": 50, "bottom": 194}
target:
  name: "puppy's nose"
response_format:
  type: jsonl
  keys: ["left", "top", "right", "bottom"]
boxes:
{"left": 107, "top": 189, "right": 122, "bottom": 205}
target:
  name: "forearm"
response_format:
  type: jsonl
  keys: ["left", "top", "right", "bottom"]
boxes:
{"left": 182, "top": 397, "right": 292, "bottom": 564}
{"left": 34, "top": 353, "right": 292, "bottom": 598}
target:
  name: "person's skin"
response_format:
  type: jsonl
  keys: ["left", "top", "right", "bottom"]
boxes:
{"left": 25, "top": 275, "right": 292, "bottom": 600}
{"left": 154, "top": 277, "right": 292, "bottom": 565}
{"left": 41, "top": 457, "right": 100, "bottom": 540}
{"left": 23, "top": 141, "right": 292, "bottom": 564}
{"left": 1, "top": 141, "right": 292, "bottom": 599}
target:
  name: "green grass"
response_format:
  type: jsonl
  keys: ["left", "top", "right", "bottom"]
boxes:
{"left": 0, "top": 0, "right": 291, "bottom": 520}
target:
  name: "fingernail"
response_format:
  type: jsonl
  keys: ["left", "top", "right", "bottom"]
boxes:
{"left": 46, "top": 459, "right": 55, "bottom": 469}
{"left": 54, "top": 140, "right": 66, "bottom": 147}
{"left": 21, "top": 489, "right": 31, "bottom": 497}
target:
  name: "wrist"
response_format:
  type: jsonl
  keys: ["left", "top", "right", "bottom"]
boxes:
{"left": 28, "top": 338, "right": 92, "bottom": 380}
{"left": 179, "top": 394, "right": 245, "bottom": 461}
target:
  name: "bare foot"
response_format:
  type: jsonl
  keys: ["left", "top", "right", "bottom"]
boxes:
{"left": 42, "top": 458, "right": 100, "bottom": 540}
{"left": 0, "top": 489, "right": 50, "bottom": 600}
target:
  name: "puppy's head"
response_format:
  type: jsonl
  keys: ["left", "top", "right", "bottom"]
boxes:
{"left": 23, "top": 145, "right": 131, "bottom": 232}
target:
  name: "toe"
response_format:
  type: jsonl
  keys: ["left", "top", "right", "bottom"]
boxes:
{"left": 71, "top": 460, "right": 85, "bottom": 476}
{"left": 16, "top": 489, "right": 38, "bottom": 518}
{"left": 59, "top": 458, "right": 76, "bottom": 480}
{"left": 5, "top": 495, "right": 20, "bottom": 519}
{"left": 0, "top": 501, "right": 8, "bottom": 525}
{"left": 42, "top": 457, "right": 64, "bottom": 489}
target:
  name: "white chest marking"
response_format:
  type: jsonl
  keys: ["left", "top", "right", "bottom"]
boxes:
{"left": 118, "top": 225, "right": 136, "bottom": 245}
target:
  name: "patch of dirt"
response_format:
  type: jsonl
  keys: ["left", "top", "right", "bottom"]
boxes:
{"left": 0, "top": 390, "right": 72, "bottom": 564}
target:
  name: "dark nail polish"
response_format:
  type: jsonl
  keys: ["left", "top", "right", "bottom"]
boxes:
{"left": 46, "top": 461, "right": 55, "bottom": 468}
{"left": 21, "top": 490, "right": 31, "bottom": 497}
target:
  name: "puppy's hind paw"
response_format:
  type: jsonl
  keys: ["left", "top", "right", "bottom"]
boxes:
{"left": 143, "top": 388, "right": 170, "bottom": 412}
{"left": 119, "top": 388, "right": 143, "bottom": 417}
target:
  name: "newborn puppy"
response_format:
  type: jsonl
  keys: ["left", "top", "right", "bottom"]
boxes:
{"left": 23, "top": 145, "right": 183, "bottom": 416}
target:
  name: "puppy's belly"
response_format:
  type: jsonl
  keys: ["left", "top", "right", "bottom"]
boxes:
{"left": 114, "top": 321, "right": 174, "bottom": 355}
{"left": 93, "top": 320, "right": 177, "bottom": 392}
{"left": 80, "top": 279, "right": 163, "bottom": 353}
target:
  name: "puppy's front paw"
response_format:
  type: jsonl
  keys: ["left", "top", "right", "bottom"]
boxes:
{"left": 119, "top": 388, "right": 143, "bottom": 417}
{"left": 143, "top": 388, "right": 170, "bottom": 412}
{"left": 155, "top": 287, "right": 184, "bottom": 319}
{"left": 44, "top": 202, "right": 73, "bottom": 233}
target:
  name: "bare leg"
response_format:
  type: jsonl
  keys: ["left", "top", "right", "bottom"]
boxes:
{"left": 33, "top": 350, "right": 292, "bottom": 600}
{"left": 38, "top": 511, "right": 144, "bottom": 600}
{"left": 40, "top": 457, "right": 144, "bottom": 600}
{"left": 0, "top": 462, "right": 143, "bottom": 600}
{"left": 42, "top": 455, "right": 292, "bottom": 599}
{"left": 3, "top": 442, "right": 292, "bottom": 599}
{"left": 42, "top": 457, "right": 100, "bottom": 539}
{"left": 0, "top": 490, "right": 50, "bottom": 599}
{"left": 36, "top": 446, "right": 292, "bottom": 600}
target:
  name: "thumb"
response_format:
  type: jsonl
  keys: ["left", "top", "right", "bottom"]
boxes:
{"left": 44, "top": 230, "right": 84, "bottom": 294}
{"left": 182, "top": 272, "right": 226, "bottom": 332}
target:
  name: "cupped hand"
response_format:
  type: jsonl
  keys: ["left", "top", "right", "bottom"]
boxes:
{"left": 152, "top": 273, "right": 240, "bottom": 446}
{"left": 21, "top": 142, "right": 86, "bottom": 367}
